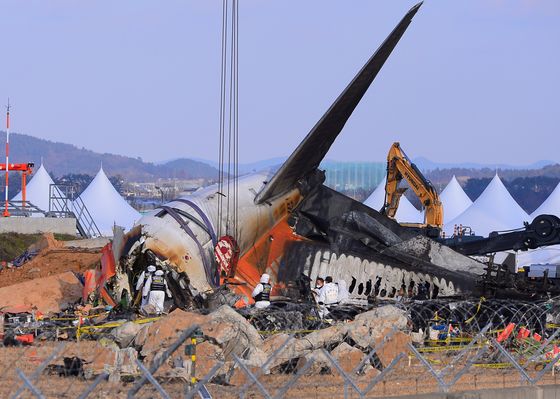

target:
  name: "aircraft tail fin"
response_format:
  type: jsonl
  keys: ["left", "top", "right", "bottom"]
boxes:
{"left": 255, "top": 2, "right": 423, "bottom": 204}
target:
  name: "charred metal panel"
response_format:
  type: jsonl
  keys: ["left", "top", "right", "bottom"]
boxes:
{"left": 280, "top": 242, "right": 474, "bottom": 300}
{"left": 135, "top": 172, "right": 301, "bottom": 294}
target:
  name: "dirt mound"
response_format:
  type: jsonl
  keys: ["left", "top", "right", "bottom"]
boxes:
{"left": 0, "top": 233, "right": 101, "bottom": 289}
{"left": 28, "top": 233, "right": 65, "bottom": 252}
{"left": 0, "top": 250, "right": 100, "bottom": 288}
{"left": 0, "top": 271, "right": 82, "bottom": 313}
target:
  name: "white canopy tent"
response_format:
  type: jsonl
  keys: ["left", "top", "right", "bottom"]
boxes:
{"left": 439, "top": 175, "right": 473, "bottom": 224}
{"left": 363, "top": 177, "right": 424, "bottom": 223}
{"left": 531, "top": 182, "right": 560, "bottom": 219}
{"left": 444, "top": 174, "right": 529, "bottom": 237}
{"left": 516, "top": 183, "right": 560, "bottom": 268}
{"left": 77, "top": 167, "right": 140, "bottom": 236}
{"left": 11, "top": 164, "right": 56, "bottom": 216}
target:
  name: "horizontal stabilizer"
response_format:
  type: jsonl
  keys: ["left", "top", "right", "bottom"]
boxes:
{"left": 255, "top": 2, "right": 423, "bottom": 204}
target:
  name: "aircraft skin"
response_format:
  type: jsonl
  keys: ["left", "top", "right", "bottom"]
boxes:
{"left": 135, "top": 172, "right": 301, "bottom": 295}
{"left": 120, "top": 3, "right": 431, "bottom": 302}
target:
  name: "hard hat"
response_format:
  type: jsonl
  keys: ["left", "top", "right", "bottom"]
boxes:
{"left": 260, "top": 273, "right": 270, "bottom": 284}
{"left": 147, "top": 265, "right": 156, "bottom": 272}
{"left": 155, "top": 270, "right": 164, "bottom": 276}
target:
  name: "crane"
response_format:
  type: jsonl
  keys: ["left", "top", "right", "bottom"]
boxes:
{"left": 0, "top": 162, "right": 34, "bottom": 211}
{"left": 382, "top": 142, "right": 443, "bottom": 231}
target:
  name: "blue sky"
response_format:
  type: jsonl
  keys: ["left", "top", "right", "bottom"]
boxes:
{"left": 0, "top": 0, "right": 558, "bottom": 164}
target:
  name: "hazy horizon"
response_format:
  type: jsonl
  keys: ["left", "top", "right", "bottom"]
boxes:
{"left": 0, "top": 130, "right": 560, "bottom": 169}
{"left": 0, "top": 1, "right": 558, "bottom": 165}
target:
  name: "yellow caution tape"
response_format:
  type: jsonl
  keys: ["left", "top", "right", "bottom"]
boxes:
{"left": 416, "top": 344, "right": 485, "bottom": 353}
{"left": 257, "top": 329, "right": 318, "bottom": 335}
{"left": 424, "top": 337, "right": 477, "bottom": 344}
{"left": 76, "top": 316, "right": 161, "bottom": 335}
{"left": 473, "top": 363, "right": 512, "bottom": 369}
{"left": 49, "top": 312, "right": 110, "bottom": 321}
{"left": 465, "top": 297, "right": 486, "bottom": 324}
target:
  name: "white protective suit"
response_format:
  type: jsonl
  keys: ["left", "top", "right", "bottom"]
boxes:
{"left": 318, "top": 281, "right": 339, "bottom": 319}
{"left": 319, "top": 282, "right": 339, "bottom": 305}
{"left": 337, "top": 280, "right": 349, "bottom": 304}
{"left": 137, "top": 265, "right": 156, "bottom": 308}
{"left": 252, "top": 273, "right": 272, "bottom": 309}
{"left": 145, "top": 270, "right": 171, "bottom": 314}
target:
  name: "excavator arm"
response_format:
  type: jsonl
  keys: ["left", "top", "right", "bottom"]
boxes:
{"left": 382, "top": 142, "right": 443, "bottom": 229}
{"left": 442, "top": 214, "right": 560, "bottom": 256}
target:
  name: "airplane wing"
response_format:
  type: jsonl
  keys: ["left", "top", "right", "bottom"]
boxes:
{"left": 255, "top": 2, "right": 423, "bottom": 205}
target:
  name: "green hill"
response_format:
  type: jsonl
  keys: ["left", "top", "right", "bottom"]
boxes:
{"left": 4, "top": 132, "right": 219, "bottom": 182}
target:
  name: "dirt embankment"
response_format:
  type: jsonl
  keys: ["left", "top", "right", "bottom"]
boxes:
{"left": 0, "top": 234, "right": 101, "bottom": 289}
{"left": 0, "top": 271, "right": 83, "bottom": 313}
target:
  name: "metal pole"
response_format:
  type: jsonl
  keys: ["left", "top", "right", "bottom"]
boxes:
{"left": 127, "top": 325, "right": 199, "bottom": 398}
{"left": 22, "top": 172, "right": 26, "bottom": 209}
{"left": 3, "top": 99, "right": 11, "bottom": 217}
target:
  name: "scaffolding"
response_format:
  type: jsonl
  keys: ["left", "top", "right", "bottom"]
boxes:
{"left": 49, "top": 184, "right": 101, "bottom": 238}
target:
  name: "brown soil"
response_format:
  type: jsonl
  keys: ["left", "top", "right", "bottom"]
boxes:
{"left": 0, "top": 271, "right": 83, "bottom": 313}
{"left": 0, "top": 341, "right": 558, "bottom": 399}
{"left": 0, "top": 248, "right": 101, "bottom": 289}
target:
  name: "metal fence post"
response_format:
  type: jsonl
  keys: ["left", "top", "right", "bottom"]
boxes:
{"left": 127, "top": 324, "right": 199, "bottom": 398}
{"left": 15, "top": 369, "right": 45, "bottom": 399}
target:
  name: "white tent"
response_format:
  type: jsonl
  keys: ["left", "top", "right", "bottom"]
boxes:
{"left": 531, "top": 182, "right": 560, "bottom": 219}
{"left": 516, "top": 183, "right": 560, "bottom": 267}
{"left": 439, "top": 175, "right": 473, "bottom": 224}
{"left": 444, "top": 174, "right": 529, "bottom": 237}
{"left": 77, "top": 167, "right": 140, "bottom": 236}
{"left": 363, "top": 177, "right": 424, "bottom": 223}
{"left": 11, "top": 164, "right": 55, "bottom": 215}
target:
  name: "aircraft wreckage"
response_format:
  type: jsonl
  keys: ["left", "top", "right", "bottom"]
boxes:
{"left": 110, "top": 2, "right": 560, "bottom": 309}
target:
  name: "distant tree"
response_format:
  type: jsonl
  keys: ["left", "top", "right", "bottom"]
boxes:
{"left": 109, "top": 175, "right": 126, "bottom": 195}
{"left": 462, "top": 176, "right": 560, "bottom": 214}
{"left": 54, "top": 174, "right": 93, "bottom": 196}
{"left": 463, "top": 178, "right": 492, "bottom": 202}
{"left": 506, "top": 176, "right": 560, "bottom": 214}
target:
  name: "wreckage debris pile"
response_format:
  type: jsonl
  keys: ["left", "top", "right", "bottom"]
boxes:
{"left": 5, "top": 297, "right": 560, "bottom": 398}
{"left": 56, "top": 304, "right": 412, "bottom": 383}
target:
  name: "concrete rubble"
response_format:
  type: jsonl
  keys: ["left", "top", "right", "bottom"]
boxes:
{"left": 82, "top": 304, "right": 413, "bottom": 383}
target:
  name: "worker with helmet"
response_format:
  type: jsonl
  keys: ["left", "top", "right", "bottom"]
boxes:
{"left": 252, "top": 273, "right": 272, "bottom": 309}
{"left": 145, "top": 269, "right": 172, "bottom": 314}
{"left": 136, "top": 265, "right": 157, "bottom": 308}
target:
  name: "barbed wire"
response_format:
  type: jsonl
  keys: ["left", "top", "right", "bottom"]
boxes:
{"left": 4, "top": 300, "right": 560, "bottom": 398}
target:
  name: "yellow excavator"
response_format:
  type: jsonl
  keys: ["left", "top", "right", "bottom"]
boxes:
{"left": 382, "top": 142, "right": 443, "bottom": 231}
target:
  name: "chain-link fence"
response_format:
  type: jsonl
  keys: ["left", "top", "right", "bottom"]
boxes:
{"left": 3, "top": 310, "right": 560, "bottom": 399}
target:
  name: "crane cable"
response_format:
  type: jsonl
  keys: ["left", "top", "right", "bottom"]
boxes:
{"left": 217, "top": 0, "right": 228, "bottom": 238}
{"left": 217, "top": 0, "right": 239, "bottom": 240}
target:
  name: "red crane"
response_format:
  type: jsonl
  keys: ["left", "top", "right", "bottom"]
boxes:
{"left": 0, "top": 162, "right": 34, "bottom": 212}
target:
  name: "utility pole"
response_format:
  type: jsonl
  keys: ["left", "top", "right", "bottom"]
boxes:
{"left": 3, "top": 99, "right": 10, "bottom": 217}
